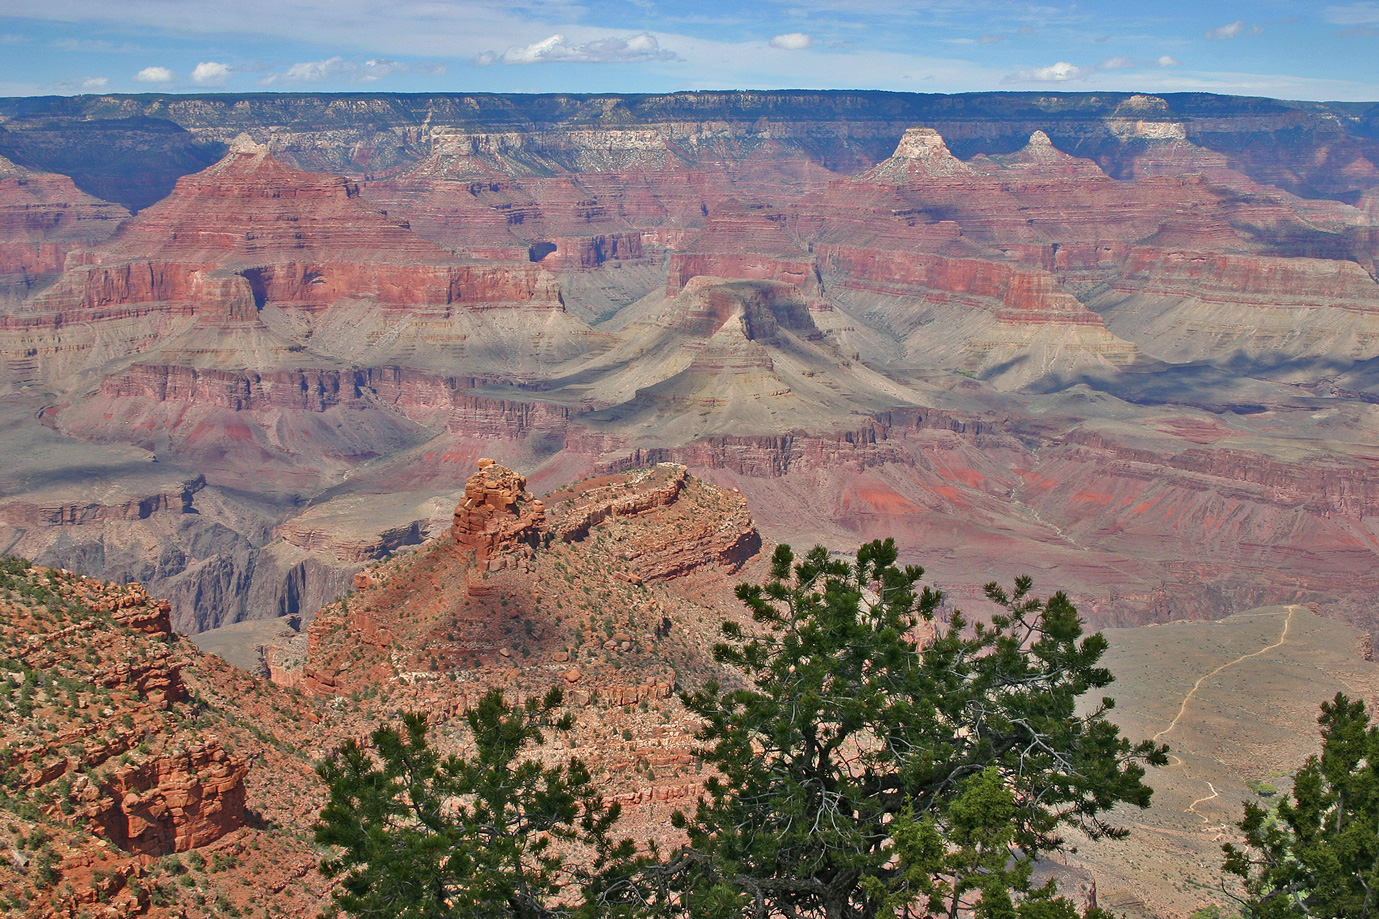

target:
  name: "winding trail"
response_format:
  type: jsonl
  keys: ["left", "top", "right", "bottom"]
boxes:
{"left": 1153, "top": 606, "right": 1298, "bottom": 823}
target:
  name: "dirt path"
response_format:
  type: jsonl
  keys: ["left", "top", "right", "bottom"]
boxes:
{"left": 1153, "top": 606, "right": 1298, "bottom": 823}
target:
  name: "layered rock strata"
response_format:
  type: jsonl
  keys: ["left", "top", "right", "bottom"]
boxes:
{"left": 0, "top": 567, "right": 248, "bottom": 857}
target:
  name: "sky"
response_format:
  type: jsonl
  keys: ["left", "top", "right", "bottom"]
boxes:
{"left": 3, "top": 1, "right": 1379, "bottom": 102}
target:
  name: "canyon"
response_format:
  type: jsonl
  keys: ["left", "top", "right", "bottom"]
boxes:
{"left": 8, "top": 86, "right": 1379, "bottom": 918}
{"left": 2, "top": 89, "right": 1379, "bottom": 648}
{"left": 5, "top": 461, "right": 1378, "bottom": 918}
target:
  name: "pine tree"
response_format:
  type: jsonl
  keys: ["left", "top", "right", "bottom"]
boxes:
{"left": 1224, "top": 692, "right": 1379, "bottom": 918}
{"left": 667, "top": 539, "right": 1165, "bottom": 919}
{"left": 315, "top": 688, "right": 640, "bottom": 919}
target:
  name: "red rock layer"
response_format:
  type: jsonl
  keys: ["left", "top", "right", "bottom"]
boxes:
{"left": 819, "top": 245, "right": 1106, "bottom": 326}
{"left": 1111, "top": 248, "right": 1379, "bottom": 307}
{"left": 15, "top": 136, "right": 563, "bottom": 329}
{"left": 451, "top": 458, "right": 547, "bottom": 567}
{"left": 0, "top": 154, "right": 128, "bottom": 276}
{"left": 667, "top": 199, "right": 818, "bottom": 297}
{"left": 97, "top": 136, "right": 452, "bottom": 266}
{"left": 92, "top": 742, "right": 248, "bottom": 855}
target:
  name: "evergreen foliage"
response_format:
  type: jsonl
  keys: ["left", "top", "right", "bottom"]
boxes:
{"left": 666, "top": 539, "right": 1166, "bottom": 919}
{"left": 315, "top": 687, "right": 640, "bottom": 919}
{"left": 1224, "top": 692, "right": 1379, "bottom": 919}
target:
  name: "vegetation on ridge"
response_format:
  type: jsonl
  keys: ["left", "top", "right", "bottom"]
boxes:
{"left": 315, "top": 539, "right": 1168, "bottom": 918}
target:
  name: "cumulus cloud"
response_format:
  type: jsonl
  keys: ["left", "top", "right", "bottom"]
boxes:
{"left": 133, "top": 66, "right": 175, "bottom": 83}
{"left": 1004, "top": 61, "right": 1085, "bottom": 83}
{"left": 81, "top": 76, "right": 108, "bottom": 90}
{"left": 1205, "top": 20, "right": 1261, "bottom": 39}
{"left": 769, "top": 33, "right": 812, "bottom": 50}
{"left": 497, "top": 32, "right": 678, "bottom": 65}
{"left": 1003, "top": 55, "right": 1180, "bottom": 84}
{"left": 190, "top": 61, "right": 231, "bottom": 86}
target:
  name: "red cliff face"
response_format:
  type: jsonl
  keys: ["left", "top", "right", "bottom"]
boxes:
{"left": 668, "top": 199, "right": 819, "bottom": 298}
{"left": 819, "top": 245, "right": 1107, "bottom": 326}
{"left": 91, "top": 741, "right": 248, "bottom": 856}
{"left": 0, "top": 154, "right": 128, "bottom": 277}
{"left": 19, "top": 135, "right": 564, "bottom": 331}
{"left": 97, "top": 135, "right": 450, "bottom": 266}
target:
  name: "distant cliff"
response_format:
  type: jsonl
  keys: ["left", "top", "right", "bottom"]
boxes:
{"left": 2, "top": 90, "right": 1376, "bottom": 210}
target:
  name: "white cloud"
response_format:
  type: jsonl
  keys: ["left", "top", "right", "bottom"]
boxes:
{"left": 1100, "top": 55, "right": 1180, "bottom": 71}
{"left": 190, "top": 61, "right": 232, "bottom": 86}
{"left": 133, "top": 66, "right": 175, "bottom": 82}
{"left": 81, "top": 76, "right": 108, "bottom": 90}
{"left": 769, "top": 33, "right": 813, "bottom": 50}
{"left": 262, "top": 56, "right": 355, "bottom": 84}
{"left": 499, "top": 32, "right": 678, "bottom": 64}
{"left": 359, "top": 58, "right": 446, "bottom": 81}
{"left": 261, "top": 55, "right": 446, "bottom": 84}
{"left": 1003, "top": 54, "right": 1179, "bottom": 85}
{"left": 1004, "top": 61, "right": 1086, "bottom": 83}
{"left": 1205, "top": 20, "right": 1258, "bottom": 39}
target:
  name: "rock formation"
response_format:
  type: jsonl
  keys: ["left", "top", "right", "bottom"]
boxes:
{"left": 0, "top": 556, "right": 358, "bottom": 916}
{"left": 0, "top": 153, "right": 127, "bottom": 283}
{"left": 451, "top": 458, "right": 546, "bottom": 568}
{"left": 0, "top": 570, "right": 249, "bottom": 857}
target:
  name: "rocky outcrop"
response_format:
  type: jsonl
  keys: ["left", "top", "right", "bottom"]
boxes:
{"left": 299, "top": 460, "right": 765, "bottom": 695}
{"left": 451, "top": 458, "right": 546, "bottom": 567}
{"left": 90, "top": 741, "right": 248, "bottom": 855}
{"left": 546, "top": 463, "right": 762, "bottom": 580}
{"left": 0, "top": 557, "right": 342, "bottom": 917}
{"left": 0, "top": 564, "right": 249, "bottom": 860}
{"left": 551, "top": 463, "right": 689, "bottom": 541}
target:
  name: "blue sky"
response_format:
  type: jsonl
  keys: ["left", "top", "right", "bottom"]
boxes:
{"left": 2, "top": 1, "right": 1379, "bottom": 101}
